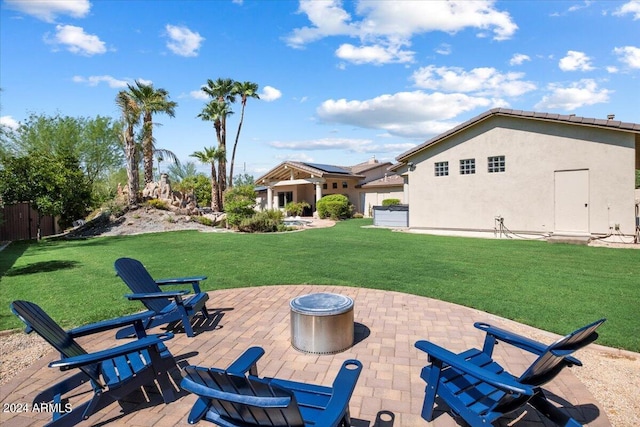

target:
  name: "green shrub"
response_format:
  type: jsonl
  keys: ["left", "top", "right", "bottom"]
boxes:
{"left": 317, "top": 194, "right": 352, "bottom": 219}
{"left": 146, "top": 199, "right": 169, "bottom": 210}
{"left": 192, "top": 216, "right": 214, "bottom": 227}
{"left": 382, "top": 198, "right": 401, "bottom": 206}
{"left": 101, "top": 198, "right": 127, "bottom": 218}
{"left": 285, "top": 201, "right": 310, "bottom": 216}
{"left": 238, "top": 210, "right": 284, "bottom": 233}
{"left": 176, "top": 174, "right": 211, "bottom": 207}
{"left": 224, "top": 185, "right": 256, "bottom": 227}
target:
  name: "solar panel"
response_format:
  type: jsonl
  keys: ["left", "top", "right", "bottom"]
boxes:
{"left": 303, "top": 163, "right": 350, "bottom": 174}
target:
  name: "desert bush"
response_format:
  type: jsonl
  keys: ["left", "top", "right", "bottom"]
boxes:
{"left": 285, "top": 201, "right": 310, "bottom": 216}
{"left": 317, "top": 194, "right": 352, "bottom": 219}
{"left": 382, "top": 198, "right": 401, "bottom": 206}
{"left": 238, "top": 210, "right": 284, "bottom": 233}
{"left": 146, "top": 199, "right": 169, "bottom": 210}
{"left": 192, "top": 216, "right": 214, "bottom": 227}
{"left": 224, "top": 184, "right": 257, "bottom": 227}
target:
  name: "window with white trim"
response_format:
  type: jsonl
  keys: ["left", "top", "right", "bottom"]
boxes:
{"left": 434, "top": 161, "right": 449, "bottom": 176}
{"left": 460, "top": 159, "right": 475, "bottom": 175}
{"left": 488, "top": 155, "right": 505, "bottom": 173}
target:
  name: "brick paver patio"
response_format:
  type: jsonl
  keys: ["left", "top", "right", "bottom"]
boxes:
{"left": 0, "top": 285, "right": 610, "bottom": 426}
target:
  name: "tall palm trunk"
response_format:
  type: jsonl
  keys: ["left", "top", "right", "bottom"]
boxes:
{"left": 142, "top": 112, "right": 154, "bottom": 184}
{"left": 210, "top": 163, "right": 220, "bottom": 212}
{"left": 229, "top": 104, "right": 246, "bottom": 187}
{"left": 124, "top": 126, "right": 139, "bottom": 207}
{"left": 218, "top": 115, "right": 227, "bottom": 195}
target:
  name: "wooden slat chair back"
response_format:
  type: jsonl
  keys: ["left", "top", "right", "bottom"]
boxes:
{"left": 518, "top": 318, "right": 604, "bottom": 386}
{"left": 11, "top": 300, "right": 101, "bottom": 385}
{"left": 183, "top": 366, "right": 305, "bottom": 426}
{"left": 115, "top": 257, "right": 172, "bottom": 313}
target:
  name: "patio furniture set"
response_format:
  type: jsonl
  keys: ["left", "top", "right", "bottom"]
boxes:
{"left": 9, "top": 258, "right": 606, "bottom": 427}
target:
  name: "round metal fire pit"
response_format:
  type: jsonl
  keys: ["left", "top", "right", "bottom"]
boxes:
{"left": 290, "top": 293, "right": 354, "bottom": 354}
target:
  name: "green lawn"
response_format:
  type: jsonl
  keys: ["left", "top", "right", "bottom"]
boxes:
{"left": 1, "top": 219, "right": 638, "bottom": 352}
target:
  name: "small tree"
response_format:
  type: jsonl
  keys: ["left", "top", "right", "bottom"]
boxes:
{"left": 0, "top": 152, "right": 92, "bottom": 238}
{"left": 224, "top": 184, "right": 256, "bottom": 228}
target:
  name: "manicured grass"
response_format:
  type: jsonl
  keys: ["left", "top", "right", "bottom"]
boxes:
{"left": 1, "top": 219, "right": 638, "bottom": 351}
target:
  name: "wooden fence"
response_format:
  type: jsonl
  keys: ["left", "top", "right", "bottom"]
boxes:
{"left": 0, "top": 203, "right": 57, "bottom": 241}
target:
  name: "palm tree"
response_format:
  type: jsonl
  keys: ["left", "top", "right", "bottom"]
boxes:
{"left": 167, "top": 161, "right": 198, "bottom": 183}
{"left": 190, "top": 146, "right": 225, "bottom": 212}
{"left": 115, "top": 90, "right": 141, "bottom": 208}
{"left": 198, "top": 99, "right": 233, "bottom": 209}
{"left": 229, "top": 81, "right": 259, "bottom": 187}
{"left": 201, "top": 78, "right": 236, "bottom": 193}
{"left": 127, "top": 81, "right": 177, "bottom": 184}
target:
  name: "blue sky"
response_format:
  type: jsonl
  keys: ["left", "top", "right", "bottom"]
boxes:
{"left": 1, "top": 0, "right": 639, "bottom": 178}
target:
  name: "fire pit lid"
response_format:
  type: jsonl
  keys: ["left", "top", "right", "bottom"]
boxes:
{"left": 290, "top": 292, "right": 353, "bottom": 316}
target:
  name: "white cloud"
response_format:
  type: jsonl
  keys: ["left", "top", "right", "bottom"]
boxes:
{"left": 559, "top": 50, "right": 594, "bottom": 71}
{"left": 613, "top": 0, "right": 640, "bottom": 20}
{"left": 190, "top": 89, "right": 210, "bottom": 100}
{"left": 316, "top": 91, "right": 492, "bottom": 138}
{"left": 275, "top": 153, "right": 315, "bottom": 162}
{"left": 535, "top": 79, "right": 612, "bottom": 111}
{"left": 336, "top": 42, "right": 414, "bottom": 65}
{"left": 45, "top": 24, "right": 106, "bottom": 56}
{"left": 72, "top": 75, "right": 129, "bottom": 88}
{"left": 411, "top": 65, "right": 536, "bottom": 97}
{"left": 284, "top": 0, "right": 517, "bottom": 65}
{"left": 0, "top": 115, "right": 20, "bottom": 130}
{"left": 606, "top": 66, "right": 619, "bottom": 73}
{"left": 435, "top": 43, "right": 452, "bottom": 55}
{"left": 259, "top": 86, "right": 282, "bottom": 102}
{"left": 509, "top": 53, "right": 531, "bottom": 66}
{"left": 165, "top": 24, "right": 204, "bottom": 57}
{"left": 4, "top": 0, "right": 90, "bottom": 23}
{"left": 269, "top": 137, "right": 415, "bottom": 154}
{"left": 613, "top": 46, "right": 640, "bottom": 69}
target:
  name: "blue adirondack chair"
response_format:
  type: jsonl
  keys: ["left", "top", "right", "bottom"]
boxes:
{"left": 10, "top": 300, "right": 178, "bottom": 427}
{"left": 180, "top": 346, "right": 363, "bottom": 427}
{"left": 415, "top": 318, "right": 606, "bottom": 427}
{"left": 114, "top": 257, "right": 211, "bottom": 338}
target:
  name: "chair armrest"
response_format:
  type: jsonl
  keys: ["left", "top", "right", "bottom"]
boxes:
{"left": 180, "top": 376, "right": 291, "bottom": 408}
{"left": 226, "top": 347, "right": 265, "bottom": 376}
{"left": 322, "top": 359, "right": 363, "bottom": 421}
{"left": 49, "top": 333, "right": 174, "bottom": 371}
{"left": 415, "top": 340, "right": 534, "bottom": 396}
{"left": 156, "top": 276, "right": 207, "bottom": 293}
{"left": 68, "top": 311, "right": 152, "bottom": 338}
{"left": 125, "top": 290, "right": 190, "bottom": 300}
{"left": 474, "top": 323, "right": 582, "bottom": 366}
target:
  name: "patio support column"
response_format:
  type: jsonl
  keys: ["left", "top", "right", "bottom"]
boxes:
{"left": 403, "top": 176, "right": 409, "bottom": 205}
{"left": 267, "top": 186, "right": 273, "bottom": 210}
{"left": 314, "top": 183, "right": 323, "bottom": 217}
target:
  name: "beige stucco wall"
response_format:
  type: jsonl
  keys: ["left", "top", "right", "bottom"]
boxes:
{"left": 361, "top": 188, "right": 404, "bottom": 217}
{"left": 405, "top": 116, "right": 637, "bottom": 236}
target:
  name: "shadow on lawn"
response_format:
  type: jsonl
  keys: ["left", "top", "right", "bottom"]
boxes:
{"left": 0, "top": 240, "right": 29, "bottom": 278}
{"left": 4, "top": 260, "right": 80, "bottom": 276}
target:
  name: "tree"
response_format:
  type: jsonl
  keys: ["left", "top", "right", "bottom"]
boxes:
{"left": 190, "top": 146, "right": 225, "bottom": 212}
{"left": 233, "top": 173, "right": 255, "bottom": 187}
{"left": 0, "top": 152, "right": 92, "bottom": 238}
{"left": 116, "top": 90, "right": 141, "bottom": 208}
{"left": 127, "top": 81, "right": 177, "bottom": 184}
{"left": 201, "top": 78, "right": 236, "bottom": 194}
{"left": 229, "top": 81, "right": 259, "bottom": 187}
{"left": 4, "top": 113, "right": 124, "bottom": 205}
{"left": 167, "top": 160, "right": 198, "bottom": 183}
{"left": 198, "top": 99, "right": 233, "bottom": 209}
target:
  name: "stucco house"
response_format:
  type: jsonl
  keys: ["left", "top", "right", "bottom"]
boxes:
{"left": 255, "top": 159, "right": 403, "bottom": 216}
{"left": 391, "top": 108, "right": 640, "bottom": 240}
